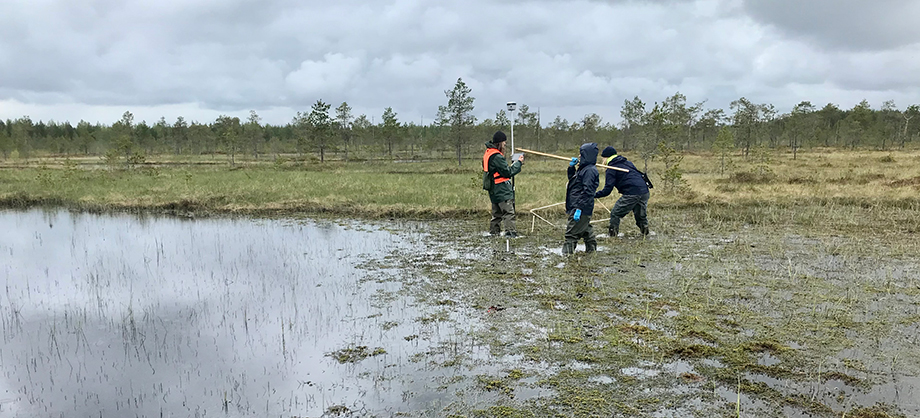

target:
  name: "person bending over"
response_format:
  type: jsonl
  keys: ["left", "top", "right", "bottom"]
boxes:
{"left": 594, "top": 146, "right": 650, "bottom": 237}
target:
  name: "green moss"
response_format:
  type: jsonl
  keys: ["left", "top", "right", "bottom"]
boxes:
{"left": 326, "top": 345, "right": 387, "bottom": 364}
{"left": 417, "top": 310, "right": 450, "bottom": 324}
{"left": 848, "top": 404, "right": 906, "bottom": 418}
{"left": 668, "top": 343, "right": 715, "bottom": 359}
{"left": 550, "top": 388, "right": 611, "bottom": 415}
{"left": 821, "top": 370, "right": 866, "bottom": 388}
{"left": 470, "top": 405, "right": 537, "bottom": 418}
{"left": 441, "top": 357, "right": 462, "bottom": 368}
{"left": 547, "top": 333, "right": 583, "bottom": 344}
{"left": 476, "top": 375, "right": 514, "bottom": 397}
{"left": 740, "top": 340, "right": 789, "bottom": 353}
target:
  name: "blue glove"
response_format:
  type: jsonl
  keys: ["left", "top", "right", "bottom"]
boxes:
{"left": 573, "top": 209, "right": 581, "bottom": 221}
{"left": 569, "top": 157, "right": 578, "bottom": 166}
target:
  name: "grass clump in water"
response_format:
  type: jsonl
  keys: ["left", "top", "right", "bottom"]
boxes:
{"left": 469, "top": 406, "right": 536, "bottom": 418}
{"left": 848, "top": 404, "right": 905, "bottom": 418}
{"left": 324, "top": 405, "right": 351, "bottom": 416}
{"left": 327, "top": 345, "right": 387, "bottom": 364}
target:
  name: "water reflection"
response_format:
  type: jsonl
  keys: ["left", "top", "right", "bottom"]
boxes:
{"left": 0, "top": 209, "right": 478, "bottom": 417}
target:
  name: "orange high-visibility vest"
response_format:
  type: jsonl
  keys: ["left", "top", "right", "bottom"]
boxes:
{"left": 483, "top": 148, "right": 511, "bottom": 184}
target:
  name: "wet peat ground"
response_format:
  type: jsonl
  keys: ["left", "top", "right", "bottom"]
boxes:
{"left": 2, "top": 208, "right": 919, "bottom": 417}
{"left": 384, "top": 212, "right": 920, "bottom": 417}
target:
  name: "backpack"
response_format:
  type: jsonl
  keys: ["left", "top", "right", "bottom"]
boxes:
{"left": 639, "top": 170, "right": 654, "bottom": 189}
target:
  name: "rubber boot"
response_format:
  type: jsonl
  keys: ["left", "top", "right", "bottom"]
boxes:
{"left": 640, "top": 226, "right": 649, "bottom": 236}
{"left": 562, "top": 242, "right": 576, "bottom": 255}
{"left": 608, "top": 226, "right": 618, "bottom": 238}
{"left": 585, "top": 241, "right": 597, "bottom": 253}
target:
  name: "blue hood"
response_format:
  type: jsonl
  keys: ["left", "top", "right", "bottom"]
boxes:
{"left": 579, "top": 143, "right": 598, "bottom": 166}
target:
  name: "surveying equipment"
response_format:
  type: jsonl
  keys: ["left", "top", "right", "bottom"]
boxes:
{"left": 516, "top": 148, "right": 629, "bottom": 172}
{"left": 506, "top": 102, "right": 517, "bottom": 154}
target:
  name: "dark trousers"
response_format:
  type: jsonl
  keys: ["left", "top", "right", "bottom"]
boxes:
{"left": 563, "top": 213, "right": 596, "bottom": 254}
{"left": 490, "top": 199, "right": 516, "bottom": 235}
{"left": 609, "top": 193, "right": 649, "bottom": 232}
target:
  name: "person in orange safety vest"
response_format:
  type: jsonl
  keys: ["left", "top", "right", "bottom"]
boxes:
{"left": 482, "top": 131, "right": 524, "bottom": 237}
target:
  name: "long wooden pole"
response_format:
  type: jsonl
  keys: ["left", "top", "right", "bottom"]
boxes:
{"left": 517, "top": 147, "right": 629, "bottom": 172}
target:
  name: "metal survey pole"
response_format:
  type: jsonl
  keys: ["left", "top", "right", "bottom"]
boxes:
{"left": 506, "top": 101, "right": 518, "bottom": 234}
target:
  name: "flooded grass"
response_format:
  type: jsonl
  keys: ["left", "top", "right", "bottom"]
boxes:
{"left": 328, "top": 346, "right": 388, "bottom": 364}
{"left": 0, "top": 209, "right": 509, "bottom": 417}
{"left": 377, "top": 204, "right": 920, "bottom": 417}
{"left": 3, "top": 206, "right": 919, "bottom": 416}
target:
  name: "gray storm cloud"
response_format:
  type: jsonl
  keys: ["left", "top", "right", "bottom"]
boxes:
{"left": 0, "top": 0, "right": 918, "bottom": 125}
{"left": 741, "top": 0, "right": 920, "bottom": 51}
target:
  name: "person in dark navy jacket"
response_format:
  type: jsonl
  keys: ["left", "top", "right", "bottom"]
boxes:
{"left": 594, "top": 146, "right": 650, "bottom": 237}
{"left": 563, "top": 143, "right": 600, "bottom": 255}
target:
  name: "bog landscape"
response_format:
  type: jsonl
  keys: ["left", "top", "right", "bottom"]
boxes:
{"left": 2, "top": 94, "right": 920, "bottom": 418}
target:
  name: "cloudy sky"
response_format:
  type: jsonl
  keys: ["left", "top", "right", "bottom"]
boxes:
{"left": 1, "top": 0, "right": 919, "bottom": 126}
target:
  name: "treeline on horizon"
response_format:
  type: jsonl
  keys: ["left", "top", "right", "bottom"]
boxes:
{"left": 1, "top": 79, "right": 919, "bottom": 166}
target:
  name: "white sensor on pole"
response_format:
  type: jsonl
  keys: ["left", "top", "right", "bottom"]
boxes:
{"left": 506, "top": 102, "right": 516, "bottom": 154}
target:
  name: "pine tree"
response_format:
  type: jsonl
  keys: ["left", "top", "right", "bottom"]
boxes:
{"left": 438, "top": 78, "right": 476, "bottom": 166}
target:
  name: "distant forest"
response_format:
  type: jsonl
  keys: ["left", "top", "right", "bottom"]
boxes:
{"left": 2, "top": 83, "right": 919, "bottom": 166}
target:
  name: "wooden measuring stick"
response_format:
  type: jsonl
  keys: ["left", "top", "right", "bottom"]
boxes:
{"left": 517, "top": 147, "right": 629, "bottom": 172}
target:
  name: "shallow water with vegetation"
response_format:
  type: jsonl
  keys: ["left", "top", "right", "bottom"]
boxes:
{"left": 0, "top": 209, "right": 512, "bottom": 417}
{"left": 381, "top": 210, "right": 920, "bottom": 417}
{"left": 3, "top": 201, "right": 920, "bottom": 417}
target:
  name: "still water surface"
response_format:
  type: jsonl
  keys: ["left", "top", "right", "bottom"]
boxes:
{"left": 0, "top": 209, "right": 483, "bottom": 417}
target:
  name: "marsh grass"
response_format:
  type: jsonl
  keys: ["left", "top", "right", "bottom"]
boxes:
{"left": 2, "top": 150, "right": 920, "bottom": 224}
{"left": 379, "top": 205, "right": 920, "bottom": 417}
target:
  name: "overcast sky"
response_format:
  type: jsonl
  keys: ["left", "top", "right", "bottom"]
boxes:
{"left": 1, "top": 0, "right": 919, "bottom": 126}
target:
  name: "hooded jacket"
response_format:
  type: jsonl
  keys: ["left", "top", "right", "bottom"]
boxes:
{"left": 595, "top": 155, "right": 649, "bottom": 198}
{"left": 565, "top": 143, "right": 600, "bottom": 217}
{"left": 483, "top": 141, "right": 522, "bottom": 204}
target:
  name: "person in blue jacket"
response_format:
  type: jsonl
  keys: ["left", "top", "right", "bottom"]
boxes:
{"left": 563, "top": 143, "right": 600, "bottom": 255}
{"left": 594, "top": 146, "right": 650, "bottom": 237}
